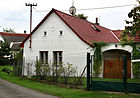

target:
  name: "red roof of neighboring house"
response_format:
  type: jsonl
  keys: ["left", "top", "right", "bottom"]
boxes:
{"left": 0, "top": 32, "right": 28, "bottom": 37}
{"left": 20, "top": 9, "right": 120, "bottom": 47}
{"left": 112, "top": 30, "right": 140, "bottom": 42}
{"left": 0, "top": 32, "right": 29, "bottom": 44}
{"left": 135, "top": 32, "right": 140, "bottom": 42}
{"left": 0, "top": 32, "right": 29, "bottom": 48}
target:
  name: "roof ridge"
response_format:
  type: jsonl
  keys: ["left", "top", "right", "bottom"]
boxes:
{"left": 54, "top": 9, "right": 114, "bottom": 31}
{"left": 54, "top": 9, "right": 91, "bottom": 25}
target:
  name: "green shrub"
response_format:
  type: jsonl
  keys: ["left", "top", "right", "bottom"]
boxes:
{"left": 35, "top": 61, "right": 50, "bottom": 80}
{"left": 60, "top": 63, "right": 77, "bottom": 84}
{"left": 132, "top": 62, "right": 140, "bottom": 78}
{"left": 132, "top": 46, "right": 140, "bottom": 78}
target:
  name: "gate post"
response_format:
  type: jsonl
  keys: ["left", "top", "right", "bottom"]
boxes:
{"left": 87, "top": 52, "right": 91, "bottom": 91}
{"left": 123, "top": 56, "right": 127, "bottom": 93}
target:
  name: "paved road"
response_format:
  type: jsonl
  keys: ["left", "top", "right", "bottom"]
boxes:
{"left": 0, "top": 78, "right": 58, "bottom": 98}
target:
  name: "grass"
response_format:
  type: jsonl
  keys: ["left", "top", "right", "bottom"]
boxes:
{"left": 0, "top": 65, "right": 140, "bottom": 98}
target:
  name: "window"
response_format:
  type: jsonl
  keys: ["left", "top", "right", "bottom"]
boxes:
{"left": 39, "top": 51, "right": 48, "bottom": 64}
{"left": 53, "top": 51, "right": 63, "bottom": 65}
{"left": 44, "top": 31, "right": 47, "bottom": 36}
{"left": 59, "top": 31, "right": 63, "bottom": 36}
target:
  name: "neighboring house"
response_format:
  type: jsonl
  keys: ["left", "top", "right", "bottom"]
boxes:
{"left": 20, "top": 8, "right": 139, "bottom": 78}
{"left": 0, "top": 32, "right": 29, "bottom": 57}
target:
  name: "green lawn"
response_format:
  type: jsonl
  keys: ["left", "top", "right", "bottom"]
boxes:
{"left": 0, "top": 65, "right": 140, "bottom": 98}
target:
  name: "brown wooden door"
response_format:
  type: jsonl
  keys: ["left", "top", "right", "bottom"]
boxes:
{"left": 103, "top": 50, "right": 131, "bottom": 79}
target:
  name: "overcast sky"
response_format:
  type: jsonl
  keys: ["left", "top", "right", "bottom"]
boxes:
{"left": 0, "top": 0, "right": 139, "bottom": 33}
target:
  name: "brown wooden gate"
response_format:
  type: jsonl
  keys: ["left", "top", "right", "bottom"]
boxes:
{"left": 103, "top": 50, "right": 131, "bottom": 79}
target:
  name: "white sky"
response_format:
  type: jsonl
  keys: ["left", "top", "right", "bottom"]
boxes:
{"left": 0, "top": 0, "right": 139, "bottom": 33}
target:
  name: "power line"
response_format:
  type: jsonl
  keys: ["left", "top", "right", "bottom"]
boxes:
{"left": 33, "top": 4, "right": 136, "bottom": 12}
{"left": 76, "top": 4, "right": 136, "bottom": 11}
{"left": 33, "top": 7, "right": 45, "bottom": 16}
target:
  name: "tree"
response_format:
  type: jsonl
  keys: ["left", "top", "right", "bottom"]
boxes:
{"left": 120, "top": 1, "right": 140, "bottom": 79}
{"left": 0, "top": 40, "right": 12, "bottom": 65}
{"left": 76, "top": 14, "right": 88, "bottom": 20}
{"left": 120, "top": 2, "right": 140, "bottom": 42}
{"left": 3, "top": 28, "right": 16, "bottom": 33}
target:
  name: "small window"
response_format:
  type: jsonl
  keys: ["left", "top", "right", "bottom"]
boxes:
{"left": 59, "top": 31, "right": 63, "bottom": 36}
{"left": 39, "top": 51, "right": 48, "bottom": 64}
{"left": 44, "top": 31, "right": 47, "bottom": 36}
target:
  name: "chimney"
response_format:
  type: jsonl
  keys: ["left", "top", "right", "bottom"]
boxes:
{"left": 24, "top": 30, "right": 26, "bottom": 34}
{"left": 95, "top": 17, "right": 99, "bottom": 25}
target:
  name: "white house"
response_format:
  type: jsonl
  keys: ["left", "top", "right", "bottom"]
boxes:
{"left": 20, "top": 8, "right": 137, "bottom": 78}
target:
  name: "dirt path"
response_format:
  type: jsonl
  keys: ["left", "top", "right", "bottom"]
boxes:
{"left": 0, "top": 78, "right": 58, "bottom": 98}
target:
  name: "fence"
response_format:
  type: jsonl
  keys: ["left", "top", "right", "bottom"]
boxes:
{"left": 87, "top": 52, "right": 140, "bottom": 94}
{"left": 91, "top": 81, "right": 140, "bottom": 93}
{"left": 13, "top": 59, "right": 23, "bottom": 76}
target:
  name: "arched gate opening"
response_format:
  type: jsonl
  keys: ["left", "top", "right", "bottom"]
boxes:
{"left": 103, "top": 50, "right": 131, "bottom": 78}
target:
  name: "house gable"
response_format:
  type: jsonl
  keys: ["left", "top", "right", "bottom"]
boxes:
{"left": 24, "top": 13, "right": 89, "bottom": 56}
{"left": 23, "top": 11, "right": 90, "bottom": 75}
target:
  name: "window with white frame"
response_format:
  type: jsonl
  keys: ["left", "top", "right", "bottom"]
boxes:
{"left": 39, "top": 51, "right": 48, "bottom": 64}
{"left": 53, "top": 51, "right": 63, "bottom": 65}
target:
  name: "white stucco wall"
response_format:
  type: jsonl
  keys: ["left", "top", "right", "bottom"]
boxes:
{"left": 23, "top": 12, "right": 89, "bottom": 76}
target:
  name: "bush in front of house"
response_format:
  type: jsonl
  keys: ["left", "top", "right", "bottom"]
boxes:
{"left": 60, "top": 63, "right": 77, "bottom": 84}
{"left": 132, "top": 47, "right": 140, "bottom": 79}
{"left": 35, "top": 61, "right": 82, "bottom": 85}
{"left": 35, "top": 61, "right": 50, "bottom": 80}
{"left": 133, "top": 62, "right": 140, "bottom": 78}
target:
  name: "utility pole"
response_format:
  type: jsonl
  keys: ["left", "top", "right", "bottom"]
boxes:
{"left": 25, "top": 3, "right": 37, "bottom": 48}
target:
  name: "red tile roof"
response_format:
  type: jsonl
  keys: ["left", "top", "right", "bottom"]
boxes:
{"left": 0, "top": 32, "right": 28, "bottom": 37}
{"left": 135, "top": 32, "right": 140, "bottom": 42}
{"left": 0, "top": 32, "right": 29, "bottom": 46}
{"left": 112, "top": 30, "right": 140, "bottom": 42}
{"left": 20, "top": 9, "right": 120, "bottom": 47}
